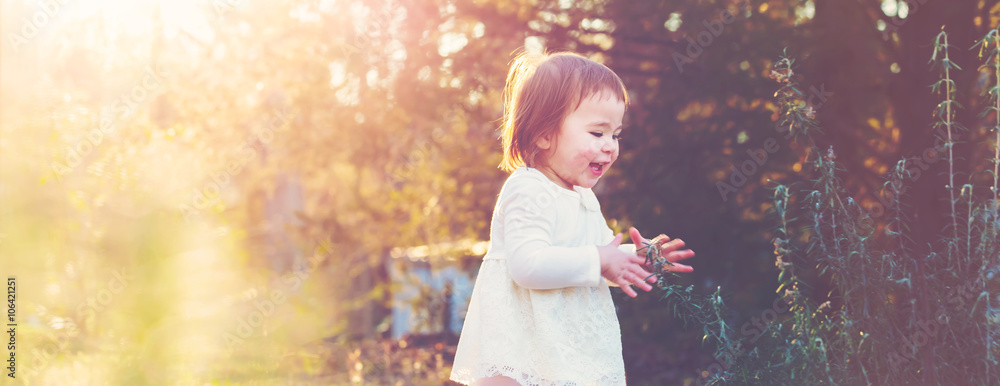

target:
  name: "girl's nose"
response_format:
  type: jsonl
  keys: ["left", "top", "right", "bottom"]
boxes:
{"left": 601, "top": 138, "right": 617, "bottom": 152}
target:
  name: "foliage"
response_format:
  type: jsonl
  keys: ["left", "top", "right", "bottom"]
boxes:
{"left": 682, "top": 35, "right": 1000, "bottom": 385}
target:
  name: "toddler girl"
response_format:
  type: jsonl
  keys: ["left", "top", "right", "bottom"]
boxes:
{"left": 450, "top": 51, "right": 696, "bottom": 386}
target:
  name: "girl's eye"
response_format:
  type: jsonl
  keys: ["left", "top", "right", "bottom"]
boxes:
{"left": 590, "top": 132, "right": 603, "bottom": 138}
{"left": 612, "top": 134, "right": 622, "bottom": 140}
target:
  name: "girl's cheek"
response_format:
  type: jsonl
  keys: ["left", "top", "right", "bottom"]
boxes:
{"left": 587, "top": 139, "right": 603, "bottom": 155}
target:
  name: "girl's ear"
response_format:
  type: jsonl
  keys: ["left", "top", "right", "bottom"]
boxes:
{"left": 536, "top": 131, "right": 554, "bottom": 150}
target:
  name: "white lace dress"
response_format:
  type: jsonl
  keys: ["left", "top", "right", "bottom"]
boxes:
{"left": 450, "top": 167, "right": 634, "bottom": 386}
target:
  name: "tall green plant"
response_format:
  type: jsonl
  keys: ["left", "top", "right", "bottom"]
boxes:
{"left": 690, "top": 33, "right": 1000, "bottom": 384}
{"left": 931, "top": 30, "right": 965, "bottom": 246}
{"left": 973, "top": 26, "right": 1000, "bottom": 383}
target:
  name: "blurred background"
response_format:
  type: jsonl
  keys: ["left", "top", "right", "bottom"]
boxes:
{"left": 1, "top": 0, "right": 999, "bottom": 384}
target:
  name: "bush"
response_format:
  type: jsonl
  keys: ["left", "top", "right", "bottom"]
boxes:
{"left": 663, "top": 30, "right": 1000, "bottom": 385}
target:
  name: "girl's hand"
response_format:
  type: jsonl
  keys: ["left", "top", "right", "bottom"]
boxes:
{"left": 629, "top": 227, "right": 695, "bottom": 273}
{"left": 598, "top": 233, "right": 657, "bottom": 297}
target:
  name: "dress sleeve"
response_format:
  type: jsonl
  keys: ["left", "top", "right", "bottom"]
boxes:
{"left": 502, "top": 180, "right": 602, "bottom": 289}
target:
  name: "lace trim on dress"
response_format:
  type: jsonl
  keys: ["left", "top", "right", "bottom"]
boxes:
{"left": 450, "top": 363, "right": 625, "bottom": 386}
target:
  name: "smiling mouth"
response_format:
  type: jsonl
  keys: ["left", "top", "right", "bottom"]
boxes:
{"left": 589, "top": 162, "right": 606, "bottom": 175}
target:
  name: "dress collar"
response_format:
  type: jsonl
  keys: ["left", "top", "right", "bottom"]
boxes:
{"left": 575, "top": 186, "right": 601, "bottom": 212}
{"left": 519, "top": 167, "right": 601, "bottom": 212}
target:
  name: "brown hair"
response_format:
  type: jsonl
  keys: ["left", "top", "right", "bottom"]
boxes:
{"left": 499, "top": 51, "right": 629, "bottom": 172}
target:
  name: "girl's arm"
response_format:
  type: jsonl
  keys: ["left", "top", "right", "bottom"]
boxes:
{"left": 499, "top": 178, "right": 653, "bottom": 293}
{"left": 502, "top": 187, "right": 602, "bottom": 289}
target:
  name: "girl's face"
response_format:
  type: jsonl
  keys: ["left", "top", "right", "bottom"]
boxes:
{"left": 535, "top": 91, "right": 625, "bottom": 190}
